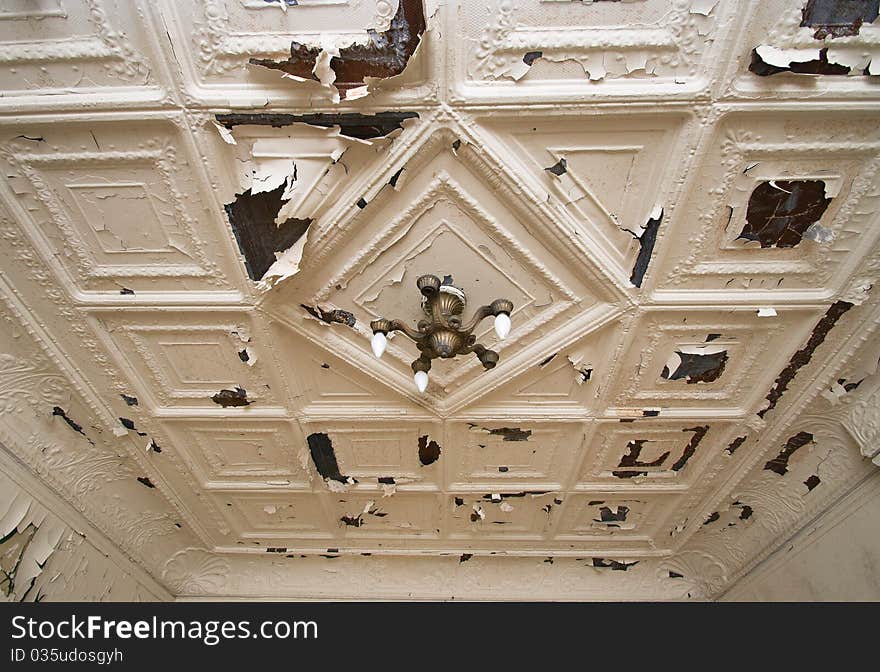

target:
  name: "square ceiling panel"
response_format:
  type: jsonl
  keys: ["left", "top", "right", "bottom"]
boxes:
{"left": 454, "top": 0, "right": 733, "bottom": 101}
{"left": 0, "top": 119, "right": 239, "bottom": 294}
{"left": 607, "top": 308, "right": 822, "bottom": 413}
{"left": 652, "top": 112, "right": 880, "bottom": 297}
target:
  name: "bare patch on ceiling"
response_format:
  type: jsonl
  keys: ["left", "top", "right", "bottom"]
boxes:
{"left": 749, "top": 46, "right": 854, "bottom": 75}
{"left": 801, "top": 0, "right": 879, "bottom": 39}
{"left": 301, "top": 305, "right": 357, "bottom": 327}
{"left": 50, "top": 407, "right": 91, "bottom": 443}
{"left": 594, "top": 505, "right": 630, "bottom": 524}
{"left": 760, "top": 301, "right": 853, "bottom": 418}
{"left": 544, "top": 157, "right": 567, "bottom": 177}
{"left": 215, "top": 112, "right": 419, "bottom": 140}
{"left": 739, "top": 180, "right": 833, "bottom": 248}
{"left": 672, "top": 426, "right": 709, "bottom": 471}
{"left": 661, "top": 347, "right": 728, "bottom": 384}
{"left": 249, "top": 0, "right": 426, "bottom": 101}
{"left": 614, "top": 440, "right": 670, "bottom": 479}
{"left": 764, "top": 431, "right": 814, "bottom": 475}
{"left": 468, "top": 425, "right": 533, "bottom": 441}
{"left": 418, "top": 435, "right": 442, "bottom": 465}
{"left": 592, "top": 558, "right": 638, "bottom": 571}
{"left": 725, "top": 436, "right": 748, "bottom": 455}
{"left": 225, "top": 185, "right": 312, "bottom": 281}
{"left": 612, "top": 425, "right": 709, "bottom": 479}
{"left": 211, "top": 387, "right": 251, "bottom": 407}
{"left": 118, "top": 417, "right": 147, "bottom": 437}
{"left": 630, "top": 207, "right": 663, "bottom": 288}
{"left": 307, "top": 432, "right": 351, "bottom": 484}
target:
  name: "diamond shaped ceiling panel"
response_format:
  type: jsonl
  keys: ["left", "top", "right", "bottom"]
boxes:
{"left": 263, "top": 132, "right": 622, "bottom": 413}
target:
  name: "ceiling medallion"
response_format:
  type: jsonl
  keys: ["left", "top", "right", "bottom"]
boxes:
{"left": 370, "top": 274, "right": 514, "bottom": 392}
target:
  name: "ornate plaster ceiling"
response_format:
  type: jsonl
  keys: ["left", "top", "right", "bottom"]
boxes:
{"left": 1, "top": 0, "right": 879, "bottom": 601}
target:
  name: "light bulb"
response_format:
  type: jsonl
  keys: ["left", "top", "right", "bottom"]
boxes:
{"left": 414, "top": 370, "right": 429, "bottom": 393}
{"left": 494, "top": 312, "right": 511, "bottom": 340}
{"left": 371, "top": 331, "right": 387, "bottom": 358}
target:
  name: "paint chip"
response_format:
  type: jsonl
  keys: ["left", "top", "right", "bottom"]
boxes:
{"left": 211, "top": 387, "right": 251, "bottom": 407}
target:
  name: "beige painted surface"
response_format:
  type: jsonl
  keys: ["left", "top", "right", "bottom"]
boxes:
{"left": 721, "top": 474, "right": 880, "bottom": 602}
{"left": 0, "top": 0, "right": 878, "bottom": 600}
{"left": 723, "top": 471, "right": 880, "bottom": 601}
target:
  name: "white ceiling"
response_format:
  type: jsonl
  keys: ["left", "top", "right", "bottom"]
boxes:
{"left": 1, "top": 0, "right": 879, "bottom": 600}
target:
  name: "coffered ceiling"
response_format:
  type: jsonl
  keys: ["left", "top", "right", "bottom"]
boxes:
{"left": 1, "top": 0, "right": 879, "bottom": 601}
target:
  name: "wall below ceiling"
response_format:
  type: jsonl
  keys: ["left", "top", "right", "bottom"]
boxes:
{"left": 721, "top": 470, "right": 880, "bottom": 601}
{"left": 0, "top": 449, "right": 169, "bottom": 603}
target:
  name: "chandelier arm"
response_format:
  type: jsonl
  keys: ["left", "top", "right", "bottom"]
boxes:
{"left": 411, "top": 355, "right": 432, "bottom": 373}
{"left": 459, "top": 304, "right": 495, "bottom": 334}
{"left": 468, "top": 342, "right": 499, "bottom": 369}
{"left": 387, "top": 319, "right": 425, "bottom": 342}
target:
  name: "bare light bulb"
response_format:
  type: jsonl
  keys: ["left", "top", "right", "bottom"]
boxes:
{"left": 494, "top": 312, "right": 511, "bottom": 340}
{"left": 414, "top": 370, "right": 429, "bottom": 393}
{"left": 371, "top": 331, "right": 387, "bottom": 358}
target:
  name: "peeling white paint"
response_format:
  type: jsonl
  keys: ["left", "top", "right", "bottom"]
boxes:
{"left": 326, "top": 479, "right": 351, "bottom": 493}
{"left": 0, "top": 470, "right": 159, "bottom": 602}
{"left": 212, "top": 121, "right": 236, "bottom": 145}
{"left": 258, "top": 228, "right": 309, "bottom": 291}
{"left": 803, "top": 222, "right": 835, "bottom": 244}
{"left": 689, "top": 0, "right": 718, "bottom": 17}
{"left": 566, "top": 346, "right": 593, "bottom": 386}
{"left": 221, "top": 121, "right": 406, "bottom": 290}
{"left": 755, "top": 45, "right": 822, "bottom": 69}
{"left": 252, "top": 0, "right": 426, "bottom": 103}
{"left": 754, "top": 44, "right": 878, "bottom": 76}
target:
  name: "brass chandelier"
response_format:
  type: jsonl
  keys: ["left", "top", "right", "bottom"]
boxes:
{"left": 370, "top": 274, "right": 514, "bottom": 392}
